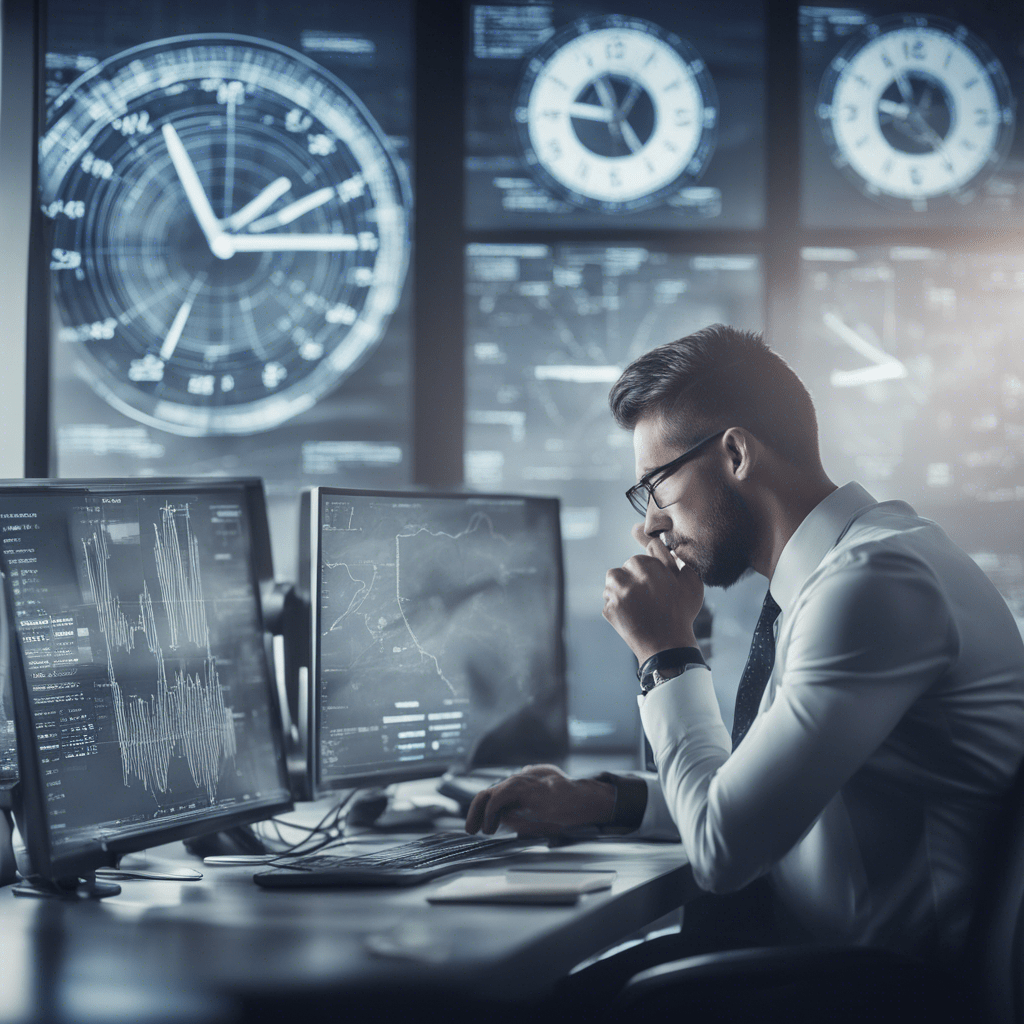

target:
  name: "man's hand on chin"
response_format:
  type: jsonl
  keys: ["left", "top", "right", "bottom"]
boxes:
{"left": 602, "top": 524, "right": 704, "bottom": 663}
{"left": 464, "top": 764, "right": 616, "bottom": 837}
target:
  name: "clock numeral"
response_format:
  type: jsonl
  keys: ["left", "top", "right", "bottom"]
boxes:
{"left": 262, "top": 363, "right": 287, "bottom": 389}
{"left": 80, "top": 152, "right": 113, "bottom": 179}
{"left": 576, "top": 160, "right": 589, "bottom": 180}
{"left": 336, "top": 175, "right": 366, "bottom": 203}
{"left": 974, "top": 109, "right": 991, "bottom": 127}
{"left": 221, "top": 375, "right": 235, "bottom": 393}
{"left": 201, "top": 79, "right": 245, "bottom": 105}
{"left": 50, "top": 249, "right": 82, "bottom": 271}
{"left": 909, "top": 166, "right": 923, "bottom": 186}
{"left": 111, "top": 110, "right": 152, "bottom": 137}
{"left": 326, "top": 304, "right": 358, "bottom": 325}
{"left": 357, "top": 232, "right": 378, "bottom": 251}
{"left": 605, "top": 38, "right": 625, "bottom": 60}
{"left": 882, "top": 158, "right": 893, "bottom": 175}
{"left": 674, "top": 109, "right": 692, "bottom": 127}
{"left": 352, "top": 267, "right": 375, "bottom": 287}
{"left": 547, "top": 140, "right": 563, "bottom": 161}
{"left": 129, "top": 355, "right": 164, "bottom": 383}
{"left": 299, "top": 341, "right": 323, "bottom": 361}
{"left": 963, "top": 78, "right": 979, "bottom": 91}
{"left": 308, "top": 133, "right": 337, "bottom": 156}
{"left": 285, "top": 108, "right": 314, "bottom": 133}
{"left": 844, "top": 105, "right": 858, "bottom": 122}
{"left": 902, "top": 39, "right": 926, "bottom": 61}
{"left": 42, "top": 199, "right": 85, "bottom": 220}
{"left": 187, "top": 374, "right": 216, "bottom": 396}
{"left": 542, "top": 109, "right": 560, "bottom": 120}
{"left": 58, "top": 319, "right": 117, "bottom": 343}
{"left": 880, "top": 52, "right": 893, "bottom": 69}
{"left": 609, "top": 170, "right": 621, "bottom": 187}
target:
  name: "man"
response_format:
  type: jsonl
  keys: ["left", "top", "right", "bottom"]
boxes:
{"left": 466, "top": 324, "right": 1024, "bottom": 962}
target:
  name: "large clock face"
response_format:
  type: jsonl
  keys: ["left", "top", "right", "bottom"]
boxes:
{"left": 40, "top": 34, "right": 410, "bottom": 437}
{"left": 514, "top": 15, "right": 718, "bottom": 213}
{"left": 817, "top": 15, "right": 1015, "bottom": 209}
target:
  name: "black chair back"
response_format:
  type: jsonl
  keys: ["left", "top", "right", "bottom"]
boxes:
{"left": 968, "top": 761, "right": 1024, "bottom": 1024}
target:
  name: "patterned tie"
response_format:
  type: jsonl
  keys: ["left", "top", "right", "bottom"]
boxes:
{"left": 731, "top": 591, "right": 781, "bottom": 750}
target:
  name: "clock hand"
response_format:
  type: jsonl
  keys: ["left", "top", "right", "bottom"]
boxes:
{"left": 161, "top": 123, "right": 233, "bottom": 260}
{"left": 593, "top": 75, "right": 619, "bottom": 117}
{"left": 878, "top": 99, "right": 911, "bottom": 118}
{"left": 619, "top": 118, "right": 644, "bottom": 154}
{"left": 226, "top": 233, "right": 361, "bottom": 253}
{"left": 247, "top": 186, "right": 337, "bottom": 233}
{"left": 894, "top": 71, "right": 914, "bottom": 105}
{"left": 619, "top": 80, "right": 642, "bottom": 118}
{"left": 567, "top": 102, "right": 615, "bottom": 122}
{"left": 226, "top": 178, "right": 292, "bottom": 232}
{"left": 159, "top": 273, "right": 208, "bottom": 361}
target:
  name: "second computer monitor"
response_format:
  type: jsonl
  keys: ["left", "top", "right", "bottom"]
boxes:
{"left": 305, "top": 488, "right": 567, "bottom": 794}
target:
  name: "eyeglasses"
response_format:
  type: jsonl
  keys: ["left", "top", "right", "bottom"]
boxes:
{"left": 625, "top": 429, "right": 727, "bottom": 517}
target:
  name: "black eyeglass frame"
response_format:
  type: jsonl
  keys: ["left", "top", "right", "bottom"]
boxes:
{"left": 625, "top": 429, "right": 729, "bottom": 516}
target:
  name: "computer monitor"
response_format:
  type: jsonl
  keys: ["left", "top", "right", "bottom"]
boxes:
{"left": 300, "top": 487, "right": 567, "bottom": 796}
{"left": 0, "top": 478, "right": 292, "bottom": 889}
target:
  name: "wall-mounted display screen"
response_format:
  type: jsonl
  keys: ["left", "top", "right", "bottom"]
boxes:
{"left": 798, "top": 246, "right": 1024, "bottom": 511}
{"left": 465, "top": 243, "right": 763, "bottom": 745}
{"left": 800, "top": 5, "right": 1024, "bottom": 228}
{"left": 466, "top": 1, "right": 765, "bottom": 230}
{"left": 41, "top": 0, "right": 414, "bottom": 577}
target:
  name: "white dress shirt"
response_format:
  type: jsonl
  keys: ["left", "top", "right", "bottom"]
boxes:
{"left": 635, "top": 482, "right": 1024, "bottom": 958}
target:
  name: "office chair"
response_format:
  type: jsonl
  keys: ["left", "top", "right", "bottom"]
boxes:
{"left": 616, "top": 765, "right": 1024, "bottom": 1024}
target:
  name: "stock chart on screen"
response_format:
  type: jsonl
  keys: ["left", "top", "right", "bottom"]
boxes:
{"left": 0, "top": 488, "right": 288, "bottom": 851}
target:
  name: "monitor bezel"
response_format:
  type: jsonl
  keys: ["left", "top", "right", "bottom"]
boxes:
{"left": 1, "top": 477, "right": 293, "bottom": 882}
{"left": 306, "top": 486, "right": 567, "bottom": 797}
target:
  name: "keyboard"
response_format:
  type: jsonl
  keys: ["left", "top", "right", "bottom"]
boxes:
{"left": 253, "top": 831, "right": 531, "bottom": 888}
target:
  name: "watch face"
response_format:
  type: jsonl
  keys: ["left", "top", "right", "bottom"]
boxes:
{"left": 514, "top": 15, "right": 718, "bottom": 213}
{"left": 40, "top": 34, "right": 411, "bottom": 437}
{"left": 817, "top": 14, "right": 1015, "bottom": 210}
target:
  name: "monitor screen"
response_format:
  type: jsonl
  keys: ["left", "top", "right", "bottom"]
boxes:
{"left": 0, "top": 481, "right": 291, "bottom": 874}
{"left": 797, "top": 245, "right": 1024, "bottom": 509}
{"left": 800, "top": 4, "right": 1024, "bottom": 228}
{"left": 309, "top": 488, "right": 566, "bottom": 793}
{"left": 465, "top": 0, "right": 765, "bottom": 229}
{"left": 464, "top": 243, "right": 764, "bottom": 749}
{"left": 39, "top": 0, "right": 414, "bottom": 580}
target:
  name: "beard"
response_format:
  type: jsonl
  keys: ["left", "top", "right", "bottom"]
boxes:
{"left": 663, "top": 471, "right": 757, "bottom": 588}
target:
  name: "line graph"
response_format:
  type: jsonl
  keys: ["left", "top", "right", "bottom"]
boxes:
{"left": 82, "top": 502, "right": 236, "bottom": 802}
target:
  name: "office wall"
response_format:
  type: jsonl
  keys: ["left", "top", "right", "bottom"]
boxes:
{"left": 0, "top": 0, "right": 29, "bottom": 478}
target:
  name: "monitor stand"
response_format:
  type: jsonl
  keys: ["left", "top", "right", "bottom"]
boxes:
{"left": 12, "top": 873, "right": 121, "bottom": 900}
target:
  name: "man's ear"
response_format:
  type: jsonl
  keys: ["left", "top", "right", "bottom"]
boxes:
{"left": 722, "top": 427, "right": 757, "bottom": 481}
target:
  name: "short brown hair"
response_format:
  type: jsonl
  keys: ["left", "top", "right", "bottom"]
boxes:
{"left": 608, "top": 324, "right": 821, "bottom": 469}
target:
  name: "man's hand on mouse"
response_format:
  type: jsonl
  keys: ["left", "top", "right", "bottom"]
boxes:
{"left": 602, "top": 523, "right": 705, "bottom": 663}
{"left": 464, "top": 764, "right": 616, "bottom": 837}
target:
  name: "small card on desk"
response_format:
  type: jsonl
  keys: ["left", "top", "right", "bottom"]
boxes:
{"left": 427, "top": 870, "right": 616, "bottom": 906}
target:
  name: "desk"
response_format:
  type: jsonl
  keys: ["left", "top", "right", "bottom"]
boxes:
{"left": 0, "top": 765, "right": 697, "bottom": 1023}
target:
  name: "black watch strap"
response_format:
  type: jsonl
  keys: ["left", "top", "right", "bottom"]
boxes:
{"left": 637, "top": 646, "right": 707, "bottom": 688}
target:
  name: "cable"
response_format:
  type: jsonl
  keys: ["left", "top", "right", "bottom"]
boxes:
{"left": 258, "top": 790, "right": 361, "bottom": 864}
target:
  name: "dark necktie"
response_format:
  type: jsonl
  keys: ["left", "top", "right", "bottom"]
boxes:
{"left": 731, "top": 591, "right": 781, "bottom": 750}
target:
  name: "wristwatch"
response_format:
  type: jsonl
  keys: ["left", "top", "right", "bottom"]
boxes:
{"left": 638, "top": 647, "right": 707, "bottom": 694}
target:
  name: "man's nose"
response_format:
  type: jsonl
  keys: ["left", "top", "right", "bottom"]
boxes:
{"left": 643, "top": 499, "right": 669, "bottom": 538}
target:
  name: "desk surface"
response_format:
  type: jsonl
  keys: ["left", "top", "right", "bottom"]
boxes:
{"left": 0, "top": 761, "right": 695, "bottom": 1023}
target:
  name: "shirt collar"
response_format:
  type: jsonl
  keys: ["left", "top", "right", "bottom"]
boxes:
{"left": 768, "top": 482, "right": 878, "bottom": 616}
